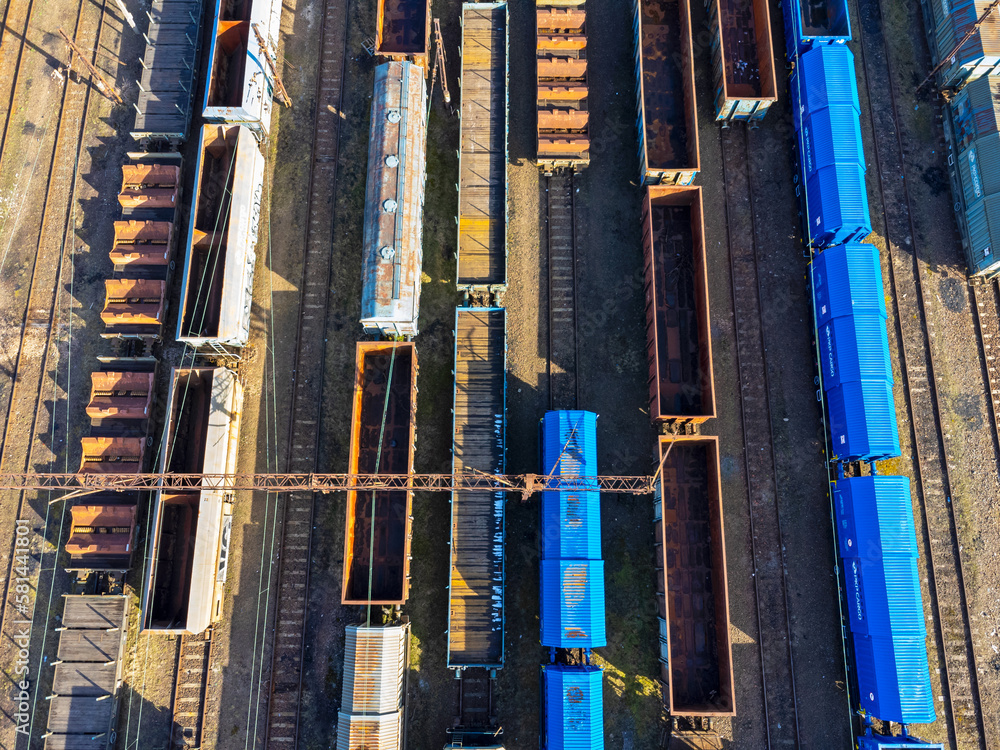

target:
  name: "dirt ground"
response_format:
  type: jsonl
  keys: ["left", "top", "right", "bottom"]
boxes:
{"left": 3, "top": 0, "right": 1000, "bottom": 746}
{"left": 850, "top": 0, "right": 1000, "bottom": 745}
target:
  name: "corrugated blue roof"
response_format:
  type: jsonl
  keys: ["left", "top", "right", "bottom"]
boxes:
{"left": 789, "top": 46, "right": 871, "bottom": 247}
{"left": 817, "top": 314, "right": 893, "bottom": 390}
{"left": 781, "top": 0, "right": 851, "bottom": 59}
{"left": 540, "top": 559, "right": 606, "bottom": 649}
{"left": 832, "top": 476, "right": 916, "bottom": 560}
{"left": 825, "top": 380, "right": 901, "bottom": 461}
{"left": 802, "top": 163, "right": 872, "bottom": 248}
{"left": 541, "top": 489, "right": 602, "bottom": 561}
{"left": 811, "top": 243, "right": 887, "bottom": 327}
{"left": 790, "top": 45, "right": 859, "bottom": 116}
{"left": 857, "top": 729, "right": 944, "bottom": 748}
{"left": 542, "top": 665, "right": 604, "bottom": 750}
{"left": 542, "top": 411, "right": 598, "bottom": 487}
{"left": 853, "top": 632, "right": 937, "bottom": 725}
{"left": 833, "top": 476, "right": 935, "bottom": 725}
{"left": 800, "top": 103, "right": 867, "bottom": 172}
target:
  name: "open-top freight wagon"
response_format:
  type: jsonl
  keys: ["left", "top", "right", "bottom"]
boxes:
{"left": 141, "top": 367, "right": 242, "bottom": 634}
{"left": 203, "top": 0, "right": 283, "bottom": 134}
{"left": 176, "top": 124, "right": 264, "bottom": 349}
{"left": 653, "top": 435, "right": 735, "bottom": 718}
{"left": 536, "top": 0, "right": 590, "bottom": 171}
{"left": 457, "top": 3, "right": 509, "bottom": 294}
{"left": 633, "top": 0, "right": 699, "bottom": 185}
{"left": 448, "top": 308, "right": 506, "bottom": 670}
{"left": 642, "top": 186, "right": 716, "bottom": 424}
{"left": 342, "top": 342, "right": 418, "bottom": 606}
{"left": 781, "top": 0, "right": 850, "bottom": 60}
{"left": 706, "top": 0, "right": 777, "bottom": 121}
{"left": 375, "top": 0, "right": 431, "bottom": 69}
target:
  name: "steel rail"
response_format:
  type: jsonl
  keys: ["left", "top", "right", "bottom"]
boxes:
{"left": 719, "top": 124, "right": 801, "bottom": 750}
{"left": 0, "top": 0, "right": 109, "bottom": 683}
{"left": 545, "top": 171, "right": 579, "bottom": 410}
{"left": 854, "top": 0, "right": 988, "bottom": 745}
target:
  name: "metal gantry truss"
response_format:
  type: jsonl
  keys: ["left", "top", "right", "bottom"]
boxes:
{"left": 0, "top": 472, "right": 656, "bottom": 500}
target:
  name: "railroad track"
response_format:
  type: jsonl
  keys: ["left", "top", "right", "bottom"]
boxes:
{"left": 719, "top": 125, "right": 801, "bottom": 750}
{"left": 0, "top": 0, "right": 37, "bottom": 171}
{"left": 170, "top": 630, "right": 214, "bottom": 749}
{"left": 970, "top": 281, "right": 1000, "bottom": 460}
{"left": 260, "top": 0, "right": 351, "bottom": 745}
{"left": 545, "top": 172, "right": 579, "bottom": 410}
{"left": 853, "top": 0, "right": 988, "bottom": 747}
{"left": 0, "top": 0, "right": 110, "bottom": 720}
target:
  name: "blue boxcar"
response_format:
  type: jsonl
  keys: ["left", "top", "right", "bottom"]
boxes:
{"left": 858, "top": 728, "right": 944, "bottom": 749}
{"left": 541, "top": 488, "right": 602, "bottom": 561}
{"left": 542, "top": 411, "right": 598, "bottom": 485}
{"left": 542, "top": 664, "right": 604, "bottom": 750}
{"left": 781, "top": 0, "right": 851, "bottom": 60}
{"left": 825, "top": 380, "right": 901, "bottom": 461}
{"left": 791, "top": 45, "right": 872, "bottom": 248}
{"left": 832, "top": 476, "right": 936, "bottom": 726}
{"left": 540, "top": 559, "right": 607, "bottom": 649}
{"left": 811, "top": 243, "right": 886, "bottom": 327}
{"left": 817, "top": 314, "right": 893, "bottom": 389}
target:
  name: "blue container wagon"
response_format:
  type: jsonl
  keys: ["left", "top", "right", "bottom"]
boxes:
{"left": 832, "top": 476, "right": 937, "bottom": 726}
{"left": 811, "top": 243, "right": 887, "bottom": 328}
{"left": 540, "top": 559, "right": 607, "bottom": 649}
{"left": 825, "top": 380, "right": 901, "bottom": 462}
{"left": 790, "top": 45, "right": 872, "bottom": 248}
{"left": 541, "top": 664, "right": 604, "bottom": 750}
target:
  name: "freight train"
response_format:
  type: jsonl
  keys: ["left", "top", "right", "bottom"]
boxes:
{"left": 783, "top": 0, "right": 941, "bottom": 746}
{"left": 916, "top": 0, "right": 1000, "bottom": 278}
{"left": 538, "top": 410, "right": 605, "bottom": 750}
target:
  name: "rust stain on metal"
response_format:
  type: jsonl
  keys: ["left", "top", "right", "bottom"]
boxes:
{"left": 79, "top": 437, "right": 147, "bottom": 474}
{"left": 375, "top": 0, "right": 431, "bottom": 69}
{"left": 637, "top": 0, "right": 700, "bottom": 183}
{"left": 537, "top": 0, "right": 589, "bottom": 169}
{"left": 86, "top": 371, "right": 155, "bottom": 421}
{"left": 111, "top": 220, "right": 173, "bottom": 267}
{"left": 101, "top": 279, "right": 165, "bottom": 327}
{"left": 342, "top": 342, "right": 418, "bottom": 606}
{"left": 643, "top": 186, "right": 716, "bottom": 423}
{"left": 360, "top": 62, "right": 427, "bottom": 337}
{"left": 118, "top": 164, "right": 180, "bottom": 210}
{"left": 655, "top": 435, "right": 735, "bottom": 717}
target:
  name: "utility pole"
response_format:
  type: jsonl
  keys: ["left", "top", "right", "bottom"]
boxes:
{"left": 430, "top": 18, "right": 452, "bottom": 108}
{"left": 918, "top": 0, "right": 1000, "bottom": 91}
{"left": 252, "top": 23, "right": 291, "bottom": 108}
{"left": 58, "top": 27, "right": 124, "bottom": 104}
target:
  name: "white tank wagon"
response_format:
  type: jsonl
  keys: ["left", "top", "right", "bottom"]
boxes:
{"left": 360, "top": 61, "right": 428, "bottom": 338}
{"left": 177, "top": 124, "right": 264, "bottom": 349}
{"left": 202, "top": 0, "right": 282, "bottom": 134}
{"left": 140, "top": 367, "right": 243, "bottom": 634}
